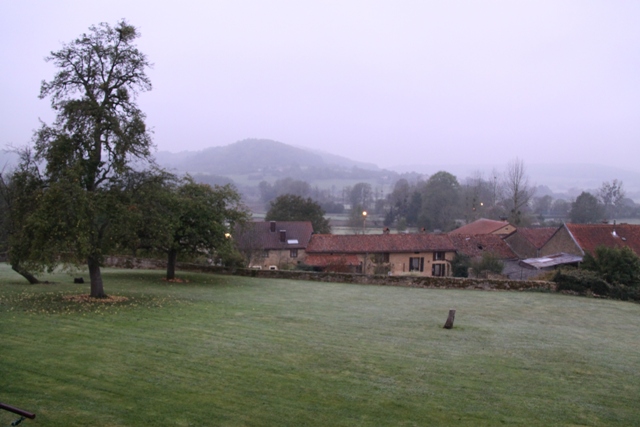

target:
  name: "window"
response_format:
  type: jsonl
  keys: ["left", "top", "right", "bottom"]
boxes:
{"left": 290, "top": 249, "right": 298, "bottom": 258}
{"left": 432, "top": 263, "right": 446, "bottom": 277}
{"left": 409, "top": 257, "right": 424, "bottom": 272}
{"left": 433, "top": 251, "right": 445, "bottom": 261}
{"left": 262, "top": 250, "right": 269, "bottom": 258}
{"left": 374, "top": 253, "right": 390, "bottom": 263}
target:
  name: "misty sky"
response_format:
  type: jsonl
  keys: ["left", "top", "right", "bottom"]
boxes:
{"left": 1, "top": 1, "right": 639, "bottom": 170}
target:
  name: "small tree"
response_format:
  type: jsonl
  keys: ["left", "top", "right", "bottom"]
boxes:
{"left": 451, "top": 253, "right": 471, "bottom": 277}
{"left": 0, "top": 150, "right": 44, "bottom": 284}
{"left": 501, "top": 158, "right": 534, "bottom": 226}
{"left": 266, "top": 194, "right": 331, "bottom": 234}
{"left": 161, "top": 177, "right": 249, "bottom": 280}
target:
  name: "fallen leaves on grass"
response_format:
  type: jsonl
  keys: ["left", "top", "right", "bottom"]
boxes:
{"left": 162, "top": 278, "right": 190, "bottom": 283}
{"left": 0, "top": 290, "right": 188, "bottom": 315}
{"left": 62, "top": 294, "right": 129, "bottom": 303}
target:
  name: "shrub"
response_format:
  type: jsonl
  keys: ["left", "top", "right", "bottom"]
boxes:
{"left": 582, "top": 246, "right": 640, "bottom": 287}
{"left": 451, "top": 253, "right": 471, "bottom": 278}
{"left": 470, "top": 252, "right": 504, "bottom": 278}
{"left": 553, "top": 269, "right": 610, "bottom": 296}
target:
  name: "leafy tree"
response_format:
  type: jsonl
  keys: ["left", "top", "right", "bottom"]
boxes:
{"left": 569, "top": 192, "right": 605, "bottom": 224}
{"left": 418, "top": 171, "right": 461, "bottom": 231}
{"left": 532, "top": 195, "right": 553, "bottom": 217}
{"left": 551, "top": 198, "right": 570, "bottom": 218}
{"left": 109, "top": 168, "right": 178, "bottom": 257}
{"left": 162, "top": 177, "right": 248, "bottom": 280}
{"left": 0, "top": 150, "right": 45, "bottom": 284}
{"left": 30, "top": 20, "right": 154, "bottom": 297}
{"left": 385, "top": 179, "right": 411, "bottom": 226}
{"left": 266, "top": 194, "right": 331, "bottom": 234}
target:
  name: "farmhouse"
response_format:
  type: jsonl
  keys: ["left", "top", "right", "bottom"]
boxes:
{"left": 305, "top": 233, "right": 456, "bottom": 276}
{"left": 234, "top": 221, "right": 314, "bottom": 270}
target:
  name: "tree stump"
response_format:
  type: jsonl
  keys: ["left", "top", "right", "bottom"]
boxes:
{"left": 443, "top": 309, "right": 456, "bottom": 329}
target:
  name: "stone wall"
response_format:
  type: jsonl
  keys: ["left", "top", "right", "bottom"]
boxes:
{"left": 103, "top": 256, "right": 555, "bottom": 292}
{"left": 540, "top": 226, "right": 581, "bottom": 256}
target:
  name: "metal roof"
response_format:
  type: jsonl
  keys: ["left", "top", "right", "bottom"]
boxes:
{"left": 518, "top": 252, "right": 583, "bottom": 270}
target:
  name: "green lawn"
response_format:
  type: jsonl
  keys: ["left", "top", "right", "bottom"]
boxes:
{"left": 1, "top": 264, "right": 639, "bottom": 426}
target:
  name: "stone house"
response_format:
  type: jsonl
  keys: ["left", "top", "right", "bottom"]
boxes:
{"left": 540, "top": 223, "right": 640, "bottom": 257}
{"left": 503, "top": 227, "right": 557, "bottom": 259}
{"left": 305, "top": 233, "right": 456, "bottom": 276}
{"left": 234, "top": 221, "right": 314, "bottom": 269}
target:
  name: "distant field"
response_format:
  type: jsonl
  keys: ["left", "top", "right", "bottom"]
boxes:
{"left": 1, "top": 264, "right": 639, "bottom": 426}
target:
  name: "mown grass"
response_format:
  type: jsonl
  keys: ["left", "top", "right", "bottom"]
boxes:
{"left": 1, "top": 264, "right": 639, "bottom": 426}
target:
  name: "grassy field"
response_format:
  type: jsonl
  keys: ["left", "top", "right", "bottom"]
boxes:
{"left": 1, "top": 264, "right": 639, "bottom": 426}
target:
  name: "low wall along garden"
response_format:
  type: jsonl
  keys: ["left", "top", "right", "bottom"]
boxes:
{"left": 105, "top": 256, "right": 555, "bottom": 292}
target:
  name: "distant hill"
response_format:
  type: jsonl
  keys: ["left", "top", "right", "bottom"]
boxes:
{"left": 155, "top": 139, "right": 379, "bottom": 175}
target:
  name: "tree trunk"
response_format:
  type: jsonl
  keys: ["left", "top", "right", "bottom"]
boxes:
{"left": 11, "top": 263, "right": 40, "bottom": 284}
{"left": 88, "top": 256, "right": 106, "bottom": 298}
{"left": 443, "top": 309, "right": 456, "bottom": 329}
{"left": 166, "top": 249, "right": 177, "bottom": 280}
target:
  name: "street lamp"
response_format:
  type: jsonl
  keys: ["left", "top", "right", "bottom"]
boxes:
{"left": 362, "top": 211, "right": 367, "bottom": 234}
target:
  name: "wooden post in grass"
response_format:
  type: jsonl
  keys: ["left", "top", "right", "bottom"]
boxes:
{"left": 443, "top": 309, "right": 456, "bottom": 329}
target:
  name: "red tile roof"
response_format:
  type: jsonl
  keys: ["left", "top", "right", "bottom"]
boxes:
{"left": 565, "top": 223, "right": 640, "bottom": 255}
{"left": 235, "top": 221, "right": 314, "bottom": 250}
{"left": 514, "top": 227, "right": 557, "bottom": 249}
{"left": 306, "top": 233, "right": 456, "bottom": 254}
{"left": 449, "top": 218, "right": 512, "bottom": 235}
{"left": 449, "top": 234, "right": 518, "bottom": 259}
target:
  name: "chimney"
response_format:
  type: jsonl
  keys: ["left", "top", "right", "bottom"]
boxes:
{"left": 279, "top": 230, "right": 286, "bottom": 243}
{"left": 383, "top": 227, "right": 390, "bottom": 234}
{"left": 270, "top": 221, "right": 276, "bottom": 232}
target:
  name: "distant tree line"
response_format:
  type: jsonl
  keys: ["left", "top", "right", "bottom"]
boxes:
{"left": 256, "top": 159, "right": 640, "bottom": 233}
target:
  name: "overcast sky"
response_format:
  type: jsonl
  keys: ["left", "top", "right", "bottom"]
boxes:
{"left": 1, "top": 1, "right": 639, "bottom": 170}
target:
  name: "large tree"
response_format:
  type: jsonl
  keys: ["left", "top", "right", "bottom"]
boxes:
{"left": 418, "top": 171, "right": 461, "bottom": 231}
{"left": 266, "top": 194, "right": 331, "bottom": 234}
{"left": 31, "top": 20, "right": 153, "bottom": 297}
{"left": 570, "top": 192, "right": 605, "bottom": 224}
